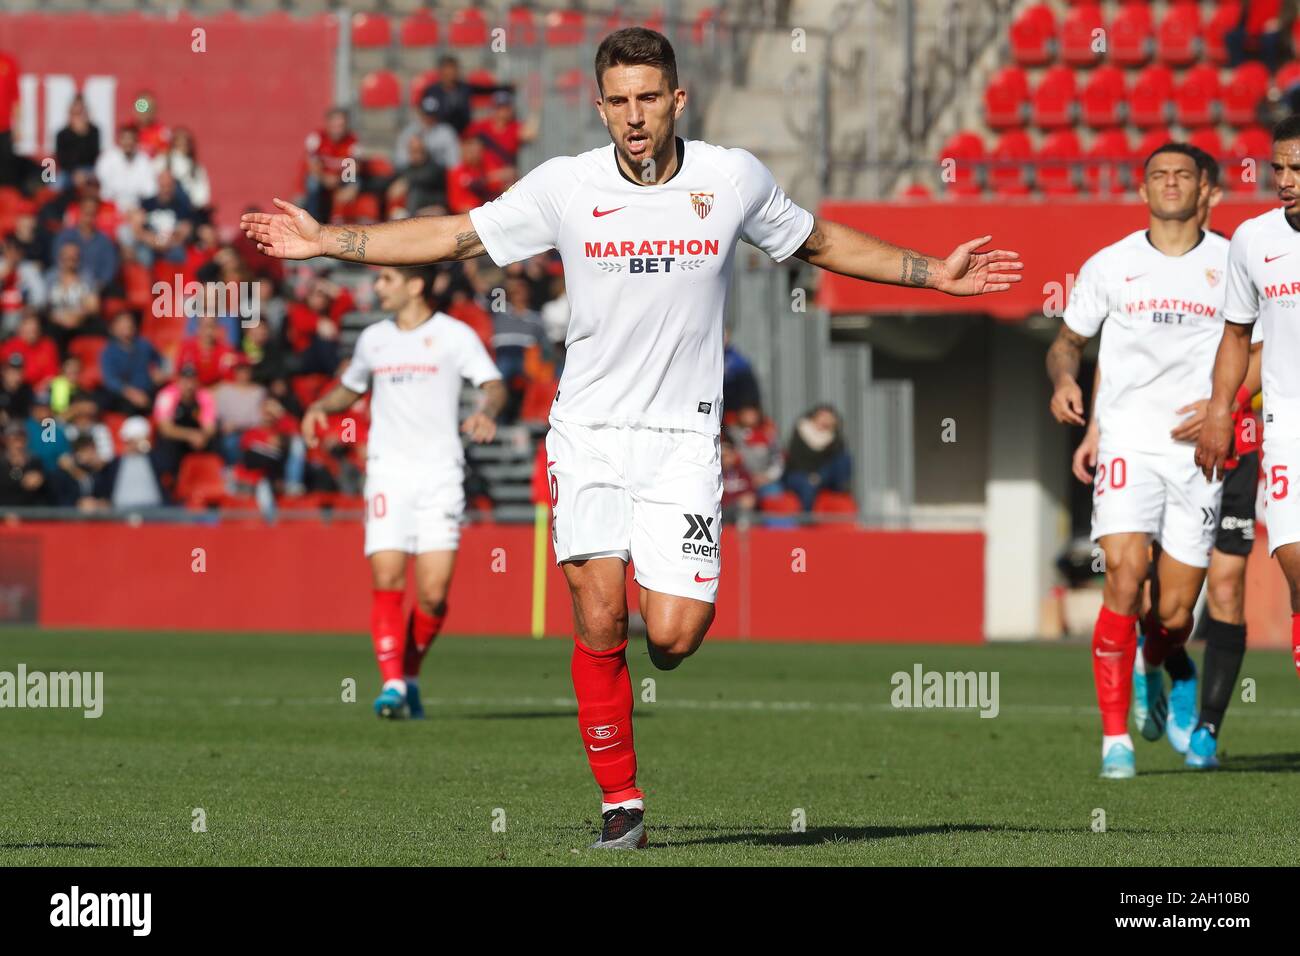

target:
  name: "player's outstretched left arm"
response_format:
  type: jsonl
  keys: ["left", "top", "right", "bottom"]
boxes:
{"left": 792, "top": 218, "right": 1023, "bottom": 295}
{"left": 1195, "top": 321, "right": 1254, "bottom": 482}
{"left": 461, "top": 379, "right": 507, "bottom": 443}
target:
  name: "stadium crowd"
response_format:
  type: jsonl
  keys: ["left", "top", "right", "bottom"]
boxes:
{"left": 0, "top": 49, "right": 850, "bottom": 517}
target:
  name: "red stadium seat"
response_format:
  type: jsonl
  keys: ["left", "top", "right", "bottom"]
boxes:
{"left": 545, "top": 10, "right": 586, "bottom": 46}
{"left": 466, "top": 68, "right": 499, "bottom": 109}
{"left": 351, "top": 13, "right": 392, "bottom": 49}
{"left": 359, "top": 70, "right": 400, "bottom": 110}
{"left": 1060, "top": 2, "right": 1104, "bottom": 67}
{"left": 1108, "top": 3, "right": 1154, "bottom": 68}
{"left": 1173, "top": 64, "right": 1221, "bottom": 128}
{"left": 1036, "top": 130, "right": 1082, "bottom": 195}
{"left": 1189, "top": 127, "right": 1224, "bottom": 162}
{"left": 399, "top": 10, "right": 439, "bottom": 48}
{"left": 813, "top": 491, "right": 857, "bottom": 514}
{"left": 983, "top": 66, "right": 1030, "bottom": 130}
{"left": 691, "top": 7, "right": 721, "bottom": 46}
{"left": 140, "top": 315, "right": 184, "bottom": 361}
{"left": 1031, "top": 66, "right": 1077, "bottom": 130}
{"left": 990, "top": 130, "right": 1033, "bottom": 196}
{"left": 123, "top": 261, "right": 152, "bottom": 312}
{"left": 1205, "top": 2, "right": 1241, "bottom": 65}
{"left": 643, "top": 11, "right": 665, "bottom": 33}
{"left": 1126, "top": 65, "right": 1174, "bottom": 129}
{"left": 292, "top": 373, "right": 330, "bottom": 410}
{"left": 69, "top": 336, "right": 108, "bottom": 391}
{"left": 937, "top": 130, "right": 985, "bottom": 196}
{"left": 759, "top": 492, "right": 802, "bottom": 515}
{"left": 1084, "top": 128, "right": 1133, "bottom": 195}
{"left": 1081, "top": 66, "right": 1126, "bottom": 129}
{"left": 506, "top": 6, "right": 537, "bottom": 47}
{"left": 1227, "top": 127, "right": 1273, "bottom": 194}
{"left": 1276, "top": 61, "right": 1300, "bottom": 95}
{"left": 898, "top": 182, "right": 932, "bottom": 199}
{"left": 176, "top": 453, "right": 227, "bottom": 507}
{"left": 1009, "top": 4, "right": 1057, "bottom": 67}
{"left": 1223, "top": 62, "right": 1270, "bottom": 127}
{"left": 448, "top": 8, "right": 489, "bottom": 47}
{"left": 1155, "top": 5, "right": 1202, "bottom": 67}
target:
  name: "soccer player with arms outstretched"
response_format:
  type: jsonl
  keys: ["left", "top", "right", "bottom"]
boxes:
{"left": 244, "top": 28, "right": 1022, "bottom": 848}
{"left": 301, "top": 265, "right": 505, "bottom": 719}
{"left": 1198, "top": 115, "right": 1300, "bottom": 699}
{"left": 1048, "top": 143, "right": 1229, "bottom": 779}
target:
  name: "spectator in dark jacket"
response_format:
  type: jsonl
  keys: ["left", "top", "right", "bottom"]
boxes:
{"left": 100, "top": 310, "right": 164, "bottom": 414}
{"left": 52, "top": 434, "right": 113, "bottom": 510}
{"left": 723, "top": 330, "right": 762, "bottom": 413}
{"left": 54, "top": 95, "right": 100, "bottom": 187}
{"left": 0, "top": 424, "right": 49, "bottom": 507}
{"left": 418, "top": 56, "right": 510, "bottom": 135}
{"left": 783, "top": 404, "right": 852, "bottom": 512}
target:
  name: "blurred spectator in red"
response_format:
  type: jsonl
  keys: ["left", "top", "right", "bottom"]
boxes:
{"left": 44, "top": 243, "right": 101, "bottom": 345}
{"left": 95, "top": 125, "right": 158, "bottom": 212}
{"left": 152, "top": 362, "right": 216, "bottom": 480}
{"left": 304, "top": 107, "right": 360, "bottom": 223}
{"left": 132, "top": 91, "right": 171, "bottom": 158}
{"left": 177, "top": 314, "right": 237, "bottom": 387}
{"left": 727, "top": 404, "right": 785, "bottom": 498}
{"left": 0, "top": 313, "right": 58, "bottom": 389}
{"left": 285, "top": 276, "right": 349, "bottom": 375}
{"left": 154, "top": 126, "right": 211, "bottom": 223}
{"left": 1, "top": 241, "right": 46, "bottom": 329}
{"left": 0, "top": 50, "right": 18, "bottom": 188}
{"left": 783, "top": 404, "right": 853, "bottom": 512}
{"left": 467, "top": 90, "right": 537, "bottom": 178}
{"left": 240, "top": 396, "right": 298, "bottom": 491}
{"left": 54, "top": 194, "right": 120, "bottom": 291}
{"left": 0, "top": 353, "right": 32, "bottom": 426}
{"left": 54, "top": 95, "right": 101, "bottom": 189}
{"left": 100, "top": 310, "right": 164, "bottom": 415}
{"left": 388, "top": 135, "right": 448, "bottom": 216}
{"left": 721, "top": 439, "right": 757, "bottom": 522}
{"left": 419, "top": 55, "right": 511, "bottom": 136}
{"left": 0, "top": 424, "right": 49, "bottom": 507}
{"left": 447, "top": 137, "right": 506, "bottom": 214}
{"left": 396, "top": 95, "right": 460, "bottom": 172}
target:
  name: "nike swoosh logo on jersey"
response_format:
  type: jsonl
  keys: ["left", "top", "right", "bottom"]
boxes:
{"left": 588, "top": 741, "right": 622, "bottom": 752}
{"left": 592, "top": 206, "right": 626, "bottom": 217}
{"left": 1265, "top": 253, "right": 1290, "bottom": 263}
{"left": 694, "top": 572, "right": 718, "bottom": 583}
{"left": 1124, "top": 274, "right": 1146, "bottom": 282}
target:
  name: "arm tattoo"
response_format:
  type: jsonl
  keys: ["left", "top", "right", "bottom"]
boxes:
{"left": 901, "top": 252, "right": 929, "bottom": 287}
{"left": 452, "top": 229, "right": 484, "bottom": 261}
{"left": 1046, "top": 327, "right": 1088, "bottom": 385}
{"left": 336, "top": 227, "right": 367, "bottom": 261}
{"left": 797, "top": 222, "right": 827, "bottom": 258}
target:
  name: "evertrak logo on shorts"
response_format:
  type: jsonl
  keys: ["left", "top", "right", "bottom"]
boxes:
{"left": 584, "top": 238, "right": 720, "bottom": 275}
{"left": 682, "top": 513, "right": 719, "bottom": 560}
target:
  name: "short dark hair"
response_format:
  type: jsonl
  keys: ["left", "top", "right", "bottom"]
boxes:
{"left": 397, "top": 264, "right": 441, "bottom": 306}
{"left": 1274, "top": 114, "right": 1300, "bottom": 146}
{"left": 1185, "top": 144, "right": 1221, "bottom": 188}
{"left": 594, "top": 27, "right": 678, "bottom": 95}
{"left": 1142, "top": 141, "right": 1201, "bottom": 175}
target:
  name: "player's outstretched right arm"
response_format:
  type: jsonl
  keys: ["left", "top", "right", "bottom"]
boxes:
{"left": 240, "top": 198, "right": 485, "bottom": 264}
{"left": 1195, "top": 321, "right": 1254, "bottom": 482}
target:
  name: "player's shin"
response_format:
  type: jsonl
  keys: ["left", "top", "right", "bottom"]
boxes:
{"left": 370, "top": 589, "right": 406, "bottom": 686}
{"left": 402, "top": 605, "right": 447, "bottom": 679}
{"left": 1093, "top": 606, "right": 1138, "bottom": 738}
{"left": 1197, "top": 617, "right": 1247, "bottom": 735}
{"left": 571, "top": 638, "right": 643, "bottom": 809}
{"left": 1292, "top": 614, "right": 1300, "bottom": 677}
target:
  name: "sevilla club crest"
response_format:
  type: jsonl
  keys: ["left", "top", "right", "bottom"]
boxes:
{"left": 1205, "top": 268, "right": 1222, "bottom": 288}
{"left": 690, "top": 191, "right": 714, "bottom": 220}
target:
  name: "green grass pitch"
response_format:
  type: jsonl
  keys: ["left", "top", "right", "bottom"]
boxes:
{"left": 1, "top": 629, "right": 1297, "bottom": 866}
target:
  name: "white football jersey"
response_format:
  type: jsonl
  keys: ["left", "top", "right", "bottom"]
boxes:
{"left": 342, "top": 312, "right": 501, "bottom": 473}
{"left": 468, "top": 138, "right": 814, "bottom": 435}
{"left": 1064, "top": 229, "right": 1230, "bottom": 451}
{"left": 1223, "top": 207, "right": 1300, "bottom": 440}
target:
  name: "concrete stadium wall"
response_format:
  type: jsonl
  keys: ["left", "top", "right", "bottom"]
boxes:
{"left": 0, "top": 522, "right": 984, "bottom": 643}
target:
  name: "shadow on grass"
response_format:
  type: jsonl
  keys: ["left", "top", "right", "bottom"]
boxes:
{"left": 653, "top": 822, "right": 1153, "bottom": 848}
{"left": 0, "top": 842, "right": 105, "bottom": 850}
{"left": 1140, "top": 751, "right": 1300, "bottom": 776}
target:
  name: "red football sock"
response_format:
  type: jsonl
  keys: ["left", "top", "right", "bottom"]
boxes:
{"left": 1140, "top": 610, "right": 1191, "bottom": 668}
{"left": 370, "top": 589, "right": 405, "bottom": 684}
{"left": 403, "top": 605, "right": 446, "bottom": 678}
{"left": 1292, "top": 614, "right": 1300, "bottom": 677}
{"left": 1092, "top": 606, "right": 1138, "bottom": 736}
{"left": 571, "top": 638, "right": 642, "bottom": 805}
